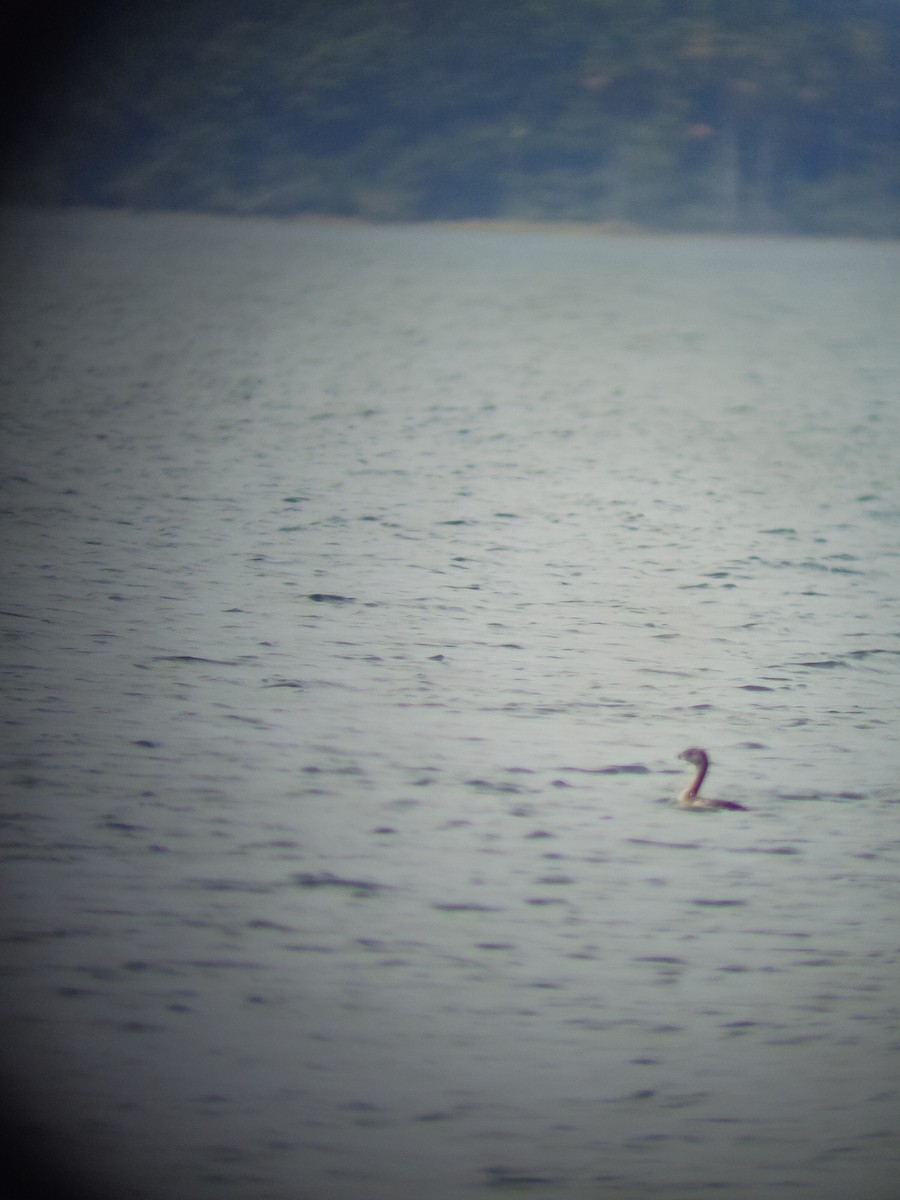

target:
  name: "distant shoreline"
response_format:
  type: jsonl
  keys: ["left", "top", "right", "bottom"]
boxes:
{"left": 2, "top": 204, "right": 898, "bottom": 243}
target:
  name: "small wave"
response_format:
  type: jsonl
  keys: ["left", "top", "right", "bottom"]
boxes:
{"left": 561, "top": 764, "right": 650, "bottom": 775}
{"left": 292, "top": 872, "right": 390, "bottom": 895}
{"left": 627, "top": 838, "right": 701, "bottom": 850}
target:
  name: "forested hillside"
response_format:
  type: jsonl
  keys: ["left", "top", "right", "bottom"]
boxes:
{"left": 5, "top": 0, "right": 900, "bottom": 234}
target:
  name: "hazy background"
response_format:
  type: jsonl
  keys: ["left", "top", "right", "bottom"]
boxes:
{"left": 1, "top": 0, "right": 899, "bottom": 235}
{"left": 1, "top": 5, "right": 900, "bottom": 1200}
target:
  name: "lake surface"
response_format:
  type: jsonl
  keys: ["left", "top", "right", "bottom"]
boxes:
{"left": 1, "top": 208, "right": 899, "bottom": 1200}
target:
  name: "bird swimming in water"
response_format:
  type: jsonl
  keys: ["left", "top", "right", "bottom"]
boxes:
{"left": 677, "top": 748, "right": 748, "bottom": 811}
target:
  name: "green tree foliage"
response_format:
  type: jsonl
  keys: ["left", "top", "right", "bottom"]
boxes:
{"left": 5, "top": 0, "right": 900, "bottom": 233}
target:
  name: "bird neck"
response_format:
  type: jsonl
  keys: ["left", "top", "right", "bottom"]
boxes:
{"left": 688, "top": 759, "right": 707, "bottom": 798}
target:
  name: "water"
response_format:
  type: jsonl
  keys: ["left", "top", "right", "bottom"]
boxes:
{"left": 1, "top": 208, "right": 899, "bottom": 1199}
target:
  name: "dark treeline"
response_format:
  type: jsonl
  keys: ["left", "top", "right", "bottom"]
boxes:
{"left": 5, "top": 0, "right": 900, "bottom": 234}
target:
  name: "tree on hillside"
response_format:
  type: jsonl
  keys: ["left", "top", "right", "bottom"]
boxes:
{"left": 3, "top": 0, "right": 899, "bottom": 233}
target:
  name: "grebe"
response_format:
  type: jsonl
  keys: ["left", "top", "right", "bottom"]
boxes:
{"left": 677, "top": 748, "right": 747, "bottom": 811}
